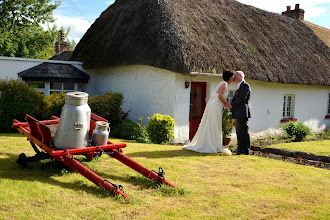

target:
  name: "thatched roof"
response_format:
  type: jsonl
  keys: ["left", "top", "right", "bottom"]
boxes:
{"left": 71, "top": 0, "right": 330, "bottom": 86}
{"left": 304, "top": 21, "right": 330, "bottom": 48}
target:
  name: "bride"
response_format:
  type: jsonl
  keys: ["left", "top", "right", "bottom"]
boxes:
{"left": 184, "top": 69, "right": 235, "bottom": 153}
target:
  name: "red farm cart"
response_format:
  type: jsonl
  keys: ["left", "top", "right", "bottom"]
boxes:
{"left": 12, "top": 113, "right": 177, "bottom": 199}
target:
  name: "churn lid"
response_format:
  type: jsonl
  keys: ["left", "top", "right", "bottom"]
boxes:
{"left": 65, "top": 92, "right": 89, "bottom": 106}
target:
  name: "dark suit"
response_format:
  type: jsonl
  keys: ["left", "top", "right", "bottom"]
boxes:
{"left": 231, "top": 81, "right": 251, "bottom": 155}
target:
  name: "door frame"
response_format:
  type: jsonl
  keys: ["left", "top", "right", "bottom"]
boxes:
{"left": 189, "top": 82, "right": 207, "bottom": 140}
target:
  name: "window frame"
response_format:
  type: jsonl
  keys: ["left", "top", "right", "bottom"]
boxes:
{"left": 226, "top": 90, "right": 235, "bottom": 103}
{"left": 282, "top": 94, "right": 295, "bottom": 118}
{"left": 27, "top": 81, "right": 86, "bottom": 96}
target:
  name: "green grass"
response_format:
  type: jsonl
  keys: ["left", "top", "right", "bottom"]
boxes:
{"left": 268, "top": 140, "right": 330, "bottom": 156}
{"left": 0, "top": 133, "right": 329, "bottom": 219}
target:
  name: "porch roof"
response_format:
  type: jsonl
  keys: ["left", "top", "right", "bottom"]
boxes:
{"left": 17, "top": 62, "right": 90, "bottom": 83}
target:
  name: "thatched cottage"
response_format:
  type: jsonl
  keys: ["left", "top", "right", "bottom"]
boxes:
{"left": 69, "top": 0, "right": 330, "bottom": 143}
{"left": 1, "top": 0, "right": 329, "bottom": 143}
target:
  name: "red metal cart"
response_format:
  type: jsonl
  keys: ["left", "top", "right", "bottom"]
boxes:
{"left": 12, "top": 113, "right": 177, "bottom": 199}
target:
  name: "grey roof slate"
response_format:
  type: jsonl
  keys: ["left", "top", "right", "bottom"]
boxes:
{"left": 18, "top": 62, "right": 90, "bottom": 83}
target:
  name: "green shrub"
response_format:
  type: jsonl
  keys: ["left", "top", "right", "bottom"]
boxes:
{"left": 42, "top": 92, "right": 65, "bottom": 119}
{"left": 111, "top": 117, "right": 149, "bottom": 142}
{"left": 136, "top": 117, "right": 149, "bottom": 143}
{"left": 281, "top": 121, "right": 312, "bottom": 142}
{"left": 88, "top": 92, "right": 128, "bottom": 127}
{"left": 147, "top": 113, "right": 174, "bottom": 144}
{"left": 321, "top": 129, "right": 330, "bottom": 140}
{"left": 0, "top": 79, "right": 45, "bottom": 133}
{"left": 222, "top": 108, "right": 234, "bottom": 137}
{"left": 111, "top": 119, "right": 140, "bottom": 140}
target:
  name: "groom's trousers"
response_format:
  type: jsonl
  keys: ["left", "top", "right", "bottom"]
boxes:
{"left": 235, "top": 117, "right": 250, "bottom": 155}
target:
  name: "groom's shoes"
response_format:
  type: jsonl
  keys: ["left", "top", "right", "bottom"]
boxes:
{"left": 235, "top": 147, "right": 250, "bottom": 155}
{"left": 236, "top": 152, "right": 249, "bottom": 155}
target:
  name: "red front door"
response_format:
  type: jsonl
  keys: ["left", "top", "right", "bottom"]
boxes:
{"left": 189, "top": 82, "right": 206, "bottom": 140}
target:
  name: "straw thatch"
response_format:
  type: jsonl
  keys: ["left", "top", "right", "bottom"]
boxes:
{"left": 71, "top": 0, "right": 330, "bottom": 86}
{"left": 304, "top": 21, "right": 330, "bottom": 48}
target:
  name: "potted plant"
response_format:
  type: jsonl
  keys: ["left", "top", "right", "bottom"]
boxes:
{"left": 222, "top": 108, "right": 234, "bottom": 145}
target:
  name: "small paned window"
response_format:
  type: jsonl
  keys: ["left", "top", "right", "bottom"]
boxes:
{"left": 226, "top": 91, "right": 235, "bottom": 103}
{"left": 26, "top": 81, "right": 86, "bottom": 96}
{"left": 283, "top": 94, "right": 295, "bottom": 118}
{"left": 28, "top": 82, "right": 45, "bottom": 89}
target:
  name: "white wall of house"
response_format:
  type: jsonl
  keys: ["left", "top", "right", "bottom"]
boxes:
{"left": 86, "top": 65, "right": 176, "bottom": 127}
{"left": 249, "top": 80, "right": 330, "bottom": 135}
{"left": 0, "top": 56, "right": 85, "bottom": 81}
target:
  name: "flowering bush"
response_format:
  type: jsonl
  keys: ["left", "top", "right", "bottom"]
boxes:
{"left": 147, "top": 113, "right": 174, "bottom": 144}
{"left": 263, "top": 152, "right": 270, "bottom": 157}
{"left": 294, "top": 157, "right": 306, "bottom": 164}
{"left": 281, "top": 121, "right": 312, "bottom": 142}
{"left": 317, "top": 161, "right": 324, "bottom": 168}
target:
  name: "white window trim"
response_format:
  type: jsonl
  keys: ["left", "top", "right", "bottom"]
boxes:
{"left": 283, "top": 94, "right": 295, "bottom": 118}
{"left": 226, "top": 90, "right": 235, "bottom": 103}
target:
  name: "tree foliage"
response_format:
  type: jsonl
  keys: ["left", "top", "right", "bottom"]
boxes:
{"left": 0, "top": 0, "right": 64, "bottom": 59}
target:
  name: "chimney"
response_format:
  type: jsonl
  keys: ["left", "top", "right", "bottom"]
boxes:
{"left": 55, "top": 30, "right": 71, "bottom": 55}
{"left": 281, "top": 3, "right": 305, "bottom": 20}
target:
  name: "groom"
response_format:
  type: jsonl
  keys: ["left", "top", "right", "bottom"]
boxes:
{"left": 230, "top": 71, "right": 251, "bottom": 155}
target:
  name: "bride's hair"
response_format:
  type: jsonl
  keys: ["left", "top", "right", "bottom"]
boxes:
{"left": 223, "top": 69, "right": 235, "bottom": 81}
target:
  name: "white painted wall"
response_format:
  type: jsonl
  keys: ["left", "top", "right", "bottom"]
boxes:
{"left": 249, "top": 80, "right": 330, "bottom": 135}
{"left": 86, "top": 65, "right": 176, "bottom": 127}
{"left": 0, "top": 56, "right": 85, "bottom": 81}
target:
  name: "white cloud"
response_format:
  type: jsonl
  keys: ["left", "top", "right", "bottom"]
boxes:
{"left": 53, "top": 14, "right": 93, "bottom": 43}
{"left": 304, "top": 7, "right": 328, "bottom": 19}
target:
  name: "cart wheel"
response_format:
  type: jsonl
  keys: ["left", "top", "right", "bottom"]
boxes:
{"left": 17, "top": 153, "right": 28, "bottom": 167}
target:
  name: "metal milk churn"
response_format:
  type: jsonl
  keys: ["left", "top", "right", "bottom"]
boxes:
{"left": 91, "top": 121, "right": 110, "bottom": 146}
{"left": 54, "top": 92, "right": 91, "bottom": 149}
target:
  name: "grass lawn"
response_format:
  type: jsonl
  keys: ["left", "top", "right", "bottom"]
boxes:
{"left": 268, "top": 140, "right": 330, "bottom": 156}
{"left": 0, "top": 133, "right": 329, "bottom": 219}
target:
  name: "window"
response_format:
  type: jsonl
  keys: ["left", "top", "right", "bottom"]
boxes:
{"left": 28, "top": 82, "right": 46, "bottom": 94}
{"left": 226, "top": 90, "right": 235, "bottom": 103}
{"left": 27, "top": 81, "right": 86, "bottom": 96}
{"left": 283, "top": 95, "right": 295, "bottom": 118}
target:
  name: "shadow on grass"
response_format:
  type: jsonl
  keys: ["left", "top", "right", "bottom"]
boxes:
{"left": 0, "top": 151, "right": 169, "bottom": 197}
{"left": 125, "top": 148, "right": 223, "bottom": 159}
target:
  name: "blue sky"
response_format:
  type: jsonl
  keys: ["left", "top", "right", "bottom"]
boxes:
{"left": 51, "top": 0, "right": 330, "bottom": 43}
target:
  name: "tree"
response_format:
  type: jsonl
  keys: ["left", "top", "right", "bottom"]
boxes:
{"left": 0, "top": 0, "right": 62, "bottom": 59}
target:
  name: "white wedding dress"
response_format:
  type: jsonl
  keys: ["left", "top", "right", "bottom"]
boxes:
{"left": 184, "top": 81, "right": 228, "bottom": 153}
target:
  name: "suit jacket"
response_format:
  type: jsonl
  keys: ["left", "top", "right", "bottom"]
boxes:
{"left": 231, "top": 81, "right": 251, "bottom": 119}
